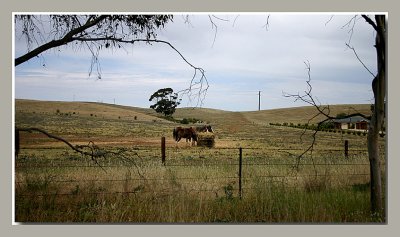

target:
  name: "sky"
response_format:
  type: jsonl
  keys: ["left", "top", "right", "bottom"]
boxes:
{"left": 14, "top": 13, "right": 378, "bottom": 111}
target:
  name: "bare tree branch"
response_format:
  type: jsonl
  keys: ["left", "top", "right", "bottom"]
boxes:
{"left": 341, "top": 15, "right": 359, "bottom": 45}
{"left": 70, "top": 37, "right": 209, "bottom": 106}
{"left": 325, "top": 15, "right": 334, "bottom": 26}
{"left": 361, "top": 15, "right": 379, "bottom": 33}
{"left": 182, "top": 15, "right": 194, "bottom": 28}
{"left": 232, "top": 15, "right": 240, "bottom": 27}
{"left": 16, "top": 127, "right": 146, "bottom": 177}
{"left": 283, "top": 61, "right": 371, "bottom": 171}
{"left": 208, "top": 15, "right": 219, "bottom": 48}
{"left": 211, "top": 15, "right": 229, "bottom": 22}
{"left": 15, "top": 15, "right": 108, "bottom": 66}
{"left": 326, "top": 14, "right": 376, "bottom": 79}
{"left": 345, "top": 43, "right": 376, "bottom": 78}
{"left": 262, "top": 15, "right": 271, "bottom": 31}
{"left": 15, "top": 15, "right": 209, "bottom": 107}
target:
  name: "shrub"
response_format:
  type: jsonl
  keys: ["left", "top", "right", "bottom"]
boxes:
{"left": 320, "top": 121, "right": 335, "bottom": 130}
{"left": 181, "top": 118, "right": 189, "bottom": 124}
{"left": 180, "top": 117, "right": 200, "bottom": 124}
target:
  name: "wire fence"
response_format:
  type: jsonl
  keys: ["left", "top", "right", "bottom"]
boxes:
{"left": 15, "top": 144, "right": 377, "bottom": 198}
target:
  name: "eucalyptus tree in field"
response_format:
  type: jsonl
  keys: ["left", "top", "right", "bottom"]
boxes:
{"left": 149, "top": 88, "right": 181, "bottom": 117}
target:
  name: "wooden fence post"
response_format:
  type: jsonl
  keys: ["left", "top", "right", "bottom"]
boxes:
{"left": 344, "top": 140, "right": 349, "bottom": 159}
{"left": 161, "top": 137, "right": 166, "bottom": 165}
{"left": 238, "top": 147, "right": 243, "bottom": 199}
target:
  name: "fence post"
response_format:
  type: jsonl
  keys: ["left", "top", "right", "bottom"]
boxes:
{"left": 344, "top": 140, "right": 349, "bottom": 159}
{"left": 238, "top": 147, "right": 242, "bottom": 199}
{"left": 161, "top": 137, "right": 166, "bottom": 165}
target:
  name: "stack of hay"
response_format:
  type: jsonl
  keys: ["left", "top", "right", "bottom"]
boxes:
{"left": 197, "top": 132, "right": 215, "bottom": 148}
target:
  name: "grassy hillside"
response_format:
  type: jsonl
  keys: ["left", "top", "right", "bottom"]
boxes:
{"left": 15, "top": 99, "right": 375, "bottom": 149}
{"left": 16, "top": 99, "right": 371, "bottom": 126}
{"left": 15, "top": 99, "right": 160, "bottom": 122}
{"left": 242, "top": 104, "right": 372, "bottom": 125}
{"left": 14, "top": 99, "right": 385, "bottom": 223}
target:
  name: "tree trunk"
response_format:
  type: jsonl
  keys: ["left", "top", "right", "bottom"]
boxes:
{"left": 367, "top": 15, "right": 386, "bottom": 218}
{"left": 368, "top": 121, "right": 383, "bottom": 216}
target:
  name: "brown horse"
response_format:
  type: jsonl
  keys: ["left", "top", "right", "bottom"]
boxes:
{"left": 173, "top": 127, "right": 198, "bottom": 146}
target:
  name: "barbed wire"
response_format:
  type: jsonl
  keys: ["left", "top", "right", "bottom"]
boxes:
{"left": 15, "top": 161, "right": 373, "bottom": 169}
{"left": 19, "top": 146, "right": 369, "bottom": 152}
{"left": 15, "top": 173, "right": 370, "bottom": 185}
{"left": 16, "top": 173, "right": 370, "bottom": 198}
{"left": 15, "top": 144, "right": 376, "bottom": 199}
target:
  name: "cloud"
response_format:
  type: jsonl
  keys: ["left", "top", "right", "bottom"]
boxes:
{"left": 14, "top": 13, "right": 378, "bottom": 111}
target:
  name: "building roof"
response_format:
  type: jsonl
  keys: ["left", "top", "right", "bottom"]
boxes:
{"left": 333, "top": 116, "right": 370, "bottom": 124}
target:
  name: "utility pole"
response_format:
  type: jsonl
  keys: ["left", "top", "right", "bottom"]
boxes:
{"left": 258, "top": 91, "right": 261, "bottom": 111}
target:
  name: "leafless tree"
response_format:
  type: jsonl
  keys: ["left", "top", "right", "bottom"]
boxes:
{"left": 284, "top": 14, "right": 386, "bottom": 218}
{"left": 363, "top": 14, "right": 386, "bottom": 218}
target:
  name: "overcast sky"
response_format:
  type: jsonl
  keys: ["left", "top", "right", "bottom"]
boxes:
{"left": 14, "top": 13, "right": 378, "bottom": 111}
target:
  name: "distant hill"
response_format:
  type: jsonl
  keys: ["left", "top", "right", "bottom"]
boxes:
{"left": 241, "top": 104, "right": 372, "bottom": 125}
{"left": 15, "top": 99, "right": 161, "bottom": 123}
{"left": 15, "top": 99, "right": 371, "bottom": 126}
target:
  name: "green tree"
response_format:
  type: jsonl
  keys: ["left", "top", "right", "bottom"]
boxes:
{"left": 149, "top": 88, "right": 181, "bottom": 117}
{"left": 336, "top": 113, "right": 347, "bottom": 119}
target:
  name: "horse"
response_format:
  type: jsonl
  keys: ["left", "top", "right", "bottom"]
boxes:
{"left": 173, "top": 127, "right": 198, "bottom": 146}
{"left": 195, "top": 125, "right": 214, "bottom": 133}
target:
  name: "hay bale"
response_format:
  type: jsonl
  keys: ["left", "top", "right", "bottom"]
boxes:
{"left": 197, "top": 132, "right": 215, "bottom": 148}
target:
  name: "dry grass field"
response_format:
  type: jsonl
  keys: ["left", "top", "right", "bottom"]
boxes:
{"left": 14, "top": 99, "right": 386, "bottom": 223}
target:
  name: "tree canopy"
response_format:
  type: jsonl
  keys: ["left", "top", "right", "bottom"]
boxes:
{"left": 149, "top": 88, "right": 181, "bottom": 117}
{"left": 15, "top": 15, "right": 173, "bottom": 67}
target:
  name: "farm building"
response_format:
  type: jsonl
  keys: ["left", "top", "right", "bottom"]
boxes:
{"left": 333, "top": 116, "right": 370, "bottom": 130}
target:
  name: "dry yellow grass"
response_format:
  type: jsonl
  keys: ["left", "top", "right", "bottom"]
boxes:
{"left": 14, "top": 99, "right": 385, "bottom": 223}
{"left": 17, "top": 99, "right": 371, "bottom": 127}
{"left": 15, "top": 99, "right": 162, "bottom": 122}
{"left": 242, "top": 104, "right": 372, "bottom": 125}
